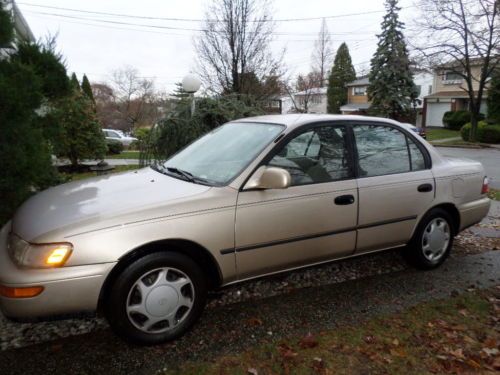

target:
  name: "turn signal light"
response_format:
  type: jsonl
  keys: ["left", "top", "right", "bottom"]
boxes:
{"left": 46, "top": 246, "right": 72, "bottom": 266}
{"left": 481, "top": 177, "right": 489, "bottom": 194}
{"left": 0, "top": 285, "right": 44, "bottom": 298}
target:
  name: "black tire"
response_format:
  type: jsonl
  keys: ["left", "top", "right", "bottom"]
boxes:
{"left": 104, "top": 251, "right": 207, "bottom": 345}
{"left": 403, "top": 208, "right": 454, "bottom": 270}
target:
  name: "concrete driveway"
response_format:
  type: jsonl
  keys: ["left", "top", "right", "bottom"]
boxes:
{"left": 435, "top": 146, "right": 500, "bottom": 189}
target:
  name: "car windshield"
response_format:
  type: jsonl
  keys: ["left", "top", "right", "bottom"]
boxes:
{"left": 161, "top": 122, "right": 284, "bottom": 185}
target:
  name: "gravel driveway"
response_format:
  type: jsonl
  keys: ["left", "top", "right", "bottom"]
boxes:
{"left": 0, "top": 250, "right": 499, "bottom": 375}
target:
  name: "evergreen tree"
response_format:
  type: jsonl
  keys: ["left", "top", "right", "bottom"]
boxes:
{"left": 70, "top": 72, "right": 80, "bottom": 91}
{"left": 51, "top": 91, "right": 107, "bottom": 168}
{"left": 327, "top": 42, "right": 356, "bottom": 113}
{"left": 487, "top": 68, "right": 500, "bottom": 122}
{"left": 172, "top": 82, "right": 189, "bottom": 99}
{"left": 367, "top": 0, "right": 417, "bottom": 120}
{"left": 81, "top": 74, "right": 95, "bottom": 105}
{"left": 0, "top": 1, "right": 14, "bottom": 47}
{"left": 0, "top": 3, "right": 67, "bottom": 224}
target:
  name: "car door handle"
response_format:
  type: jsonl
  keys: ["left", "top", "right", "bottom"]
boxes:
{"left": 334, "top": 195, "right": 355, "bottom": 205}
{"left": 418, "top": 183, "right": 433, "bottom": 193}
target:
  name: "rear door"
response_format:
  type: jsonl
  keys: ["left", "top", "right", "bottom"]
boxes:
{"left": 352, "top": 122, "right": 435, "bottom": 253}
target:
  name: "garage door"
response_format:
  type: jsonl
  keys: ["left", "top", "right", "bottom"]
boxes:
{"left": 426, "top": 102, "right": 451, "bottom": 127}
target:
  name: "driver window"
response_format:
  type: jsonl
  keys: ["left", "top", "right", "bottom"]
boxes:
{"left": 268, "top": 125, "right": 353, "bottom": 186}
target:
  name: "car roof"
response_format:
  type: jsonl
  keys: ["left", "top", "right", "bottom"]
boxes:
{"left": 231, "top": 114, "right": 403, "bottom": 131}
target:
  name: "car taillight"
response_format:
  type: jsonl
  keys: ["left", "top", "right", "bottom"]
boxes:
{"left": 481, "top": 177, "right": 489, "bottom": 194}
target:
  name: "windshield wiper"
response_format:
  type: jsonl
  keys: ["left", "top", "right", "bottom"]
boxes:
{"left": 166, "top": 167, "right": 196, "bottom": 182}
{"left": 153, "top": 164, "right": 215, "bottom": 186}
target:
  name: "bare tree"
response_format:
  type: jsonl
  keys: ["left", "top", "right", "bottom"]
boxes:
{"left": 311, "top": 18, "right": 332, "bottom": 88}
{"left": 110, "top": 66, "right": 157, "bottom": 132}
{"left": 284, "top": 71, "right": 323, "bottom": 113}
{"left": 195, "top": 0, "right": 283, "bottom": 97}
{"left": 413, "top": 0, "right": 499, "bottom": 140}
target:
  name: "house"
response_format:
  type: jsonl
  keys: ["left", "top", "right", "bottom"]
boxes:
{"left": 290, "top": 87, "right": 327, "bottom": 113}
{"left": 340, "top": 76, "right": 370, "bottom": 115}
{"left": 340, "top": 71, "right": 434, "bottom": 126}
{"left": 0, "top": 0, "right": 35, "bottom": 58}
{"left": 423, "top": 61, "right": 489, "bottom": 127}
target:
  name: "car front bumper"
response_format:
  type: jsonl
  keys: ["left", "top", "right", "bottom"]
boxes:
{"left": 0, "top": 222, "right": 116, "bottom": 320}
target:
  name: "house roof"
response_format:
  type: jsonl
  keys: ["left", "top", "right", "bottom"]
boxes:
{"left": 346, "top": 77, "right": 369, "bottom": 87}
{"left": 340, "top": 103, "right": 371, "bottom": 111}
{"left": 294, "top": 87, "right": 327, "bottom": 96}
{"left": 425, "top": 90, "right": 487, "bottom": 99}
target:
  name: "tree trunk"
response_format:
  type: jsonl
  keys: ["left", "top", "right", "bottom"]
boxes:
{"left": 469, "top": 114, "right": 478, "bottom": 142}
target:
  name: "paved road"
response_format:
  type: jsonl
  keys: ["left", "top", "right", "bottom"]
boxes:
{"left": 436, "top": 146, "right": 500, "bottom": 189}
{"left": 0, "top": 251, "right": 498, "bottom": 375}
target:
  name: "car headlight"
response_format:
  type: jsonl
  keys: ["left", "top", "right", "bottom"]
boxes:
{"left": 7, "top": 234, "right": 72, "bottom": 268}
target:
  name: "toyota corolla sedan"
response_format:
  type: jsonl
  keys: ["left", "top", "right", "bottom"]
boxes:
{"left": 0, "top": 115, "right": 490, "bottom": 344}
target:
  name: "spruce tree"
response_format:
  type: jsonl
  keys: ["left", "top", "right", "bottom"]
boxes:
{"left": 367, "top": 0, "right": 417, "bottom": 120}
{"left": 487, "top": 68, "right": 500, "bottom": 122}
{"left": 70, "top": 72, "right": 80, "bottom": 91}
{"left": 81, "top": 74, "right": 95, "bottom": 105}
{"left": 327, "top": 42, "right": 356, "bottom": 113}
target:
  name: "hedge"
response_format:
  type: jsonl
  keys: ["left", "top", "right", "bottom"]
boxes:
{"left": 461, "top": 121, "right": 500, "bottom": 144}
{"left": 443, "top": 110, "right": 485, "bottom": 130}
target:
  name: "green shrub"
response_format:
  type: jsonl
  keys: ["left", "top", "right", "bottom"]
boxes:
{"left": 461, "top": 121, "right": 500, "bottom": 144}
{"left": 107, "top": 140, "right": 124, "bottom": 154}
{"left": 443, "top": 110, "right": 485, "bottom": 130}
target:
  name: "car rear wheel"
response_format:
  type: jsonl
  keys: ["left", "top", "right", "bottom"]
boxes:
{"left": 104, "top": 252, "right": 207, "bottom": 345}
{"left": 403, "top": 208, "right": 454, "bottom": 269}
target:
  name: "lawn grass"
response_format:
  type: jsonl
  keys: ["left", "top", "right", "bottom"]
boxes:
{"left": 426, "top": 128, "right": 461, "bottom": 141}
{"left": 106, "top": 150, "right": 140, "bottom": 159}
{"left": 61, "top": 164, "right": 141, "bottom": 181}
{"left": 167, "top": 288, "right": 500, "bottom": 374}
{"left": 488, "top": 188, "right": 500, "bottom": 201}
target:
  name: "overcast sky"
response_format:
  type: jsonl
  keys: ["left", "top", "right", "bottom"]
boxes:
{"left": 17, "top": 0, "right": 417, "bottom": 93}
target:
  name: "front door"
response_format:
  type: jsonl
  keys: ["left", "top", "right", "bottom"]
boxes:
{"left": 234, "top": 123, "right": 358, "bottom": 280}
{"left": 352, "top": 123, "right": 435, "bottom": 253}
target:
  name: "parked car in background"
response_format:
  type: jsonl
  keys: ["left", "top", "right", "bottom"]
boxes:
{"left": 103, "top": 129, "right": 138, "bottom": 147}
{"left": 400, "top": 123, "right": 426, "bottom": 139}
{"left": 1, "top": 115, "right": 489, "bottom": 345}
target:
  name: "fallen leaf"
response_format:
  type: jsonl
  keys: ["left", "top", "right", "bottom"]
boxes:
{"left": 449, "top": 348, "right": 465, "bottom": 360}
{"left": 299, "top": 333, "right": 319, "bottom": 349}
{"left": 392, "top": 338, "right": 399, "bottom": 346}
{"left": 466, "top": 359, "right": 481, "bottom": 369}
{"left": 247, "top": 368, "right": 258, "bottom": 375}
{"left": 363, "top": 335, "right": 375, "bottom": 344}
{"left": 278, "top": 343, "right": 298, "bottom": 360}
{"left": 482, "top": 348, "right": 499, "bottom": 356}
{"left": 246, "top": 317, "right": 263, "bottom": 327}
{"left": 458, "top": 309, "right": 468, "bottom": 316}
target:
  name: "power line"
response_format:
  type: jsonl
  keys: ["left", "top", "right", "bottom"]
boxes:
{"left": 18, "top": 2, "right": 415, "bottom": 23}
{"left": 24, "top": 10, "right": 380, "bottom": 39}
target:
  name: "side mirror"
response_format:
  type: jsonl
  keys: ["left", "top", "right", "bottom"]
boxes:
{"left": 243, "top": 166, "right": 291, "bottom": 190}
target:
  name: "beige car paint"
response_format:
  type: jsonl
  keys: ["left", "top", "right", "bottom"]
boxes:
{"left": 0, "top": 114, "right": 491, "bottom": 319}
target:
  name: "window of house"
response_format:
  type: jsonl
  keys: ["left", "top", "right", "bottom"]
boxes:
{"left": 443, "top": 71, "right": 462, "bottom": 83}
{"left": 428, "top": 85, "right": 433, "bottom": 95}
{"left": 268, "top": 126, "right": 353, "bottom": 186}
{"left": 354, "top": 125, "right": 426, "bottom": 177}
{"left": 415, "top": 85, "right": 422, "bottom": 96}
{"left": 353, "top": 86, "right": 367, "bottom": 96}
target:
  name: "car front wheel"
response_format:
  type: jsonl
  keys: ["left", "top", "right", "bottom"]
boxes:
{"left": 104, "top": 251, "right": 207, "bottom": 345}
{"left": 404, "top": 208, "right": 454, "bottom": 269}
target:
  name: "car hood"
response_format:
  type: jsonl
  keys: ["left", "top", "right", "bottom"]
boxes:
{"left": 12, "top": 167, "right": 211, "bottom": 242}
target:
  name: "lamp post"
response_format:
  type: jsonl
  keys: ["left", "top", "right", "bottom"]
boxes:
{"left": 182, "top": 74, "right": 201, "bottom": 117}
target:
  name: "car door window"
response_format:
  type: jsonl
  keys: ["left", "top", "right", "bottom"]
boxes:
{"left": 268, "top": 125, "right": 353, "bottom": 186}
{"left": 354, "top": 124, "right": 426, "bottom": 177}
{"left": 109, "top": 131, "right": 120, "bottom": 138}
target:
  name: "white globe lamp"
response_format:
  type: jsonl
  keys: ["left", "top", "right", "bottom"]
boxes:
{"left": 182, "top": 74, "right": 201, "bottom": 94}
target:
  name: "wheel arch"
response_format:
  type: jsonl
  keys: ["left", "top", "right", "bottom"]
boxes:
{"left": 97, "top": 239, "right": 223, "bottom": 312}
{"left": 416, "top": 203, "right": 461, "bottom": 236}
